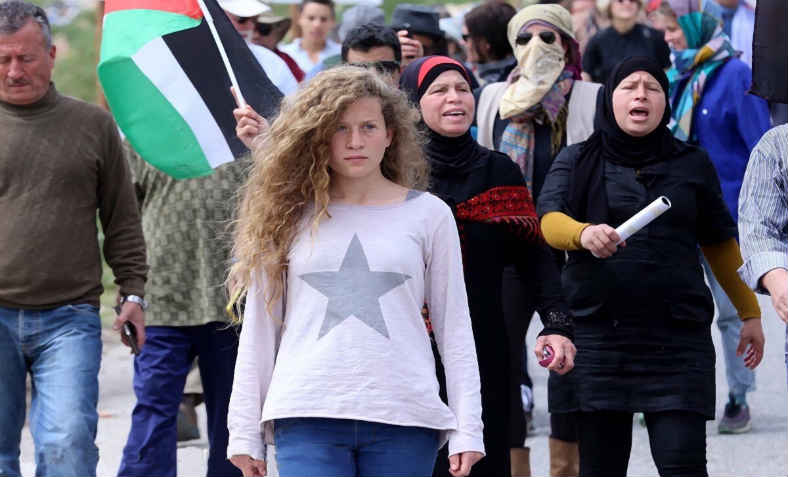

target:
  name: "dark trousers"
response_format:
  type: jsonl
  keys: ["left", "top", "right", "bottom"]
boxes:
{"left": 118, "top": 322, "right": 241, "bottom": 477}
{"left": 576, "top": 410, "right": 707, "bottom": 477}
{"left": 550, "top": 412, "right": 578, "bottom": 442}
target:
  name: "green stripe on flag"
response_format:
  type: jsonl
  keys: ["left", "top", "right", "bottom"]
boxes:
{"left": 100, "top": 9, "right": 200, "bottom": 63}
{"left": 99, "top": 59, "right": 213, "bottom": 179}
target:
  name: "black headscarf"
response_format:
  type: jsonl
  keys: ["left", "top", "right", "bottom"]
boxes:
{"left": 400, "top": 56, "right": 487, "bottom": 177}
{"left": 567, "top": 56, "right": 679, "bottom": 224}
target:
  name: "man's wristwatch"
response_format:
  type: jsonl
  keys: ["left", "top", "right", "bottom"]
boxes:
{"left": 121, "top": 294, "right": 149, "bottom": 311}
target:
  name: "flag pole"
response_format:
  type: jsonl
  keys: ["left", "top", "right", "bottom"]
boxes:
{"left": 196, "top": 0, "right": 247, "bottom": 107}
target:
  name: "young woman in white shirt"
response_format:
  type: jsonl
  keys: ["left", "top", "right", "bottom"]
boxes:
{"left": 227, "top": 66, "right": 485, "bottom": 477}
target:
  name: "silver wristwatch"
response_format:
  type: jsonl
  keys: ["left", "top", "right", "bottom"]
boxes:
{"left": 121, "top": 294, "right": 149, "bottom": 311}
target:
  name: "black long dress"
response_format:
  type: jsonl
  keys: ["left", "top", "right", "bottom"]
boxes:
{"left": 426, "top": 130, "right": 572, "bottom": 476}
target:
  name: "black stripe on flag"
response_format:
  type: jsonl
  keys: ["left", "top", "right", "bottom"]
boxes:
{"left": 162, "top": 0, "right": 284, "bottom": 158}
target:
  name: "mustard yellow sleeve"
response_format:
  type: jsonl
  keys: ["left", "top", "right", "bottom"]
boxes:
{"left": 701, "top": 238, "right": 761, "bottom": 320}
{"left": 540, "top": 211, "right": 591, "bottom": 251}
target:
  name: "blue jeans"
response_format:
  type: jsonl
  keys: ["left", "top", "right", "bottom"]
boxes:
{"left": 275, "top": 418, "right": 440, "bottom": 477}
{"left": 118, "top": 322, "right": 241, "bottom": 477}
{"left": 700, "top": 256, "right": 756, "bottom": 398}
{"left": 0, "top": 304, "right": 102, "bottom": 477}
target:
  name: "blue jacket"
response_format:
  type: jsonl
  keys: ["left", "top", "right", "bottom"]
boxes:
{"left": 679, "top": 58, "right": 770, "bottom": 223}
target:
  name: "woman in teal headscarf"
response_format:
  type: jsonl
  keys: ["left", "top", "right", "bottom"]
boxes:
{"left": 655, "top": 0, "right": 770, "bottom": 435}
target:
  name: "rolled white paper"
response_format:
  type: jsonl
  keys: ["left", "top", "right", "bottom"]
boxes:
{"left": 615, "top": 196, "right": 672, "bottom": 244}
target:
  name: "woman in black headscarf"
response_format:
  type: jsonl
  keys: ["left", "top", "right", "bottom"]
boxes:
{"left": 400, "top": 55, "right": 576, "bottom": 477}
{"left": 537, "top": 56, "right": 765, "bottom": 477}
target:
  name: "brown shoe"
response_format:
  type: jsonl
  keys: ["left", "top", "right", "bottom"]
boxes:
{"left": 511, "top": 447, "right": 531, "bottom": 477}
{"left": 549, "top": 437, "right": 579, "bottom": 477}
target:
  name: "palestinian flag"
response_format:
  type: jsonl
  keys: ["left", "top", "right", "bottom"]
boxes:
{"left": 98, "top": 0, "right": 283, "bottom": 179}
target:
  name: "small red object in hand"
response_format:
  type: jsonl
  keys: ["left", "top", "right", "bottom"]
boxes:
{"left": 539, "top": 345, "right": 554, "bottom": 367}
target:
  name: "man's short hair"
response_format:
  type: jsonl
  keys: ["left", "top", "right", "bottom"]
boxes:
{"left": 464, "top": 1, "right": 516, "bottom": 61}
{"left": 0, "top": 0, "right": 52, "bottom": 48}
{"left": 341, "top": 24, "right": 401, "bottom": 63}
{"left": 299, "top": 0, "right": 335, "bottom": 18}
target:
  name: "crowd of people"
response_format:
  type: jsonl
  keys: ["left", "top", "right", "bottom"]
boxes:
{"left": 1, "top": 0, "right": 786, "bottom": 476}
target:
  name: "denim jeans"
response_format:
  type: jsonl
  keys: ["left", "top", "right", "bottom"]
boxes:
{"left": 0, "top": 304, "right": 102, "bottom": 477}
{"left": 274, "top": 418, "right": 440, "bottom": 477}
{"left": 700, "top": 256, "right": 756, "bottom": 397}
{"left": 118, "top": 323, "right": 241, "bottom": 477}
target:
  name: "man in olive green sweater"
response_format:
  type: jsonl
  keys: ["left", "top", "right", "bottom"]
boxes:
{"left": 0, "top": 2, "right": 147, "bottom": 476}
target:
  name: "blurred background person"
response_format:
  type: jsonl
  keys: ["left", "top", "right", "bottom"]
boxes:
{"left": 280, "top": 0, "right": 340, "bottom": 73}
{"left": 391, "top": 4, "right": 447, "bottom": 68}
{"left": 439, "top": 15, "right": 467, "bottom": 63}
{"left": 305, "top": 4, "right": 384, "bottom": 79}
{"left": 252, "top": 10, "right": 304, "bottom": 82}
{"left": 462, "top": 1, "right": 517, "bottom": 86}
{"left": 342, "top": 24, "right": 403, "bottom": 85}
{"left": 657, "top": 0, "right": 770, "bottom": 434}
{"left": 716, "top": 0, "right": 754, "bottom": 67}
{"left": 572, "top": 0, "right": 611, "bottom": 55}
{"left": 582, "top": 0, "right": 670, "bottom": 83}
{"left": 219, "top": 0, "right": 298, "bottom": 95}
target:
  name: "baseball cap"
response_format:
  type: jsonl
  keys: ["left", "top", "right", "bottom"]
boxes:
{"left": 218, "top": 0, "right": 270, "bottom": 17}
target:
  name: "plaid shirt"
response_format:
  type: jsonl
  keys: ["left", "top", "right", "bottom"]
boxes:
{"left": 126, "top": 144, "right": 249, "bottom": 326}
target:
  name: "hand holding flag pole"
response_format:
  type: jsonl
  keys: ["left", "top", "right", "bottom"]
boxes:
{"left": 196, "top": 0, "right": 247, "bottom": 108}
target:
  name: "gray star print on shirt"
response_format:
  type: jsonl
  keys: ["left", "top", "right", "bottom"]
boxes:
{"left": 299, "top": 234, "right": 411, "bottom": 339}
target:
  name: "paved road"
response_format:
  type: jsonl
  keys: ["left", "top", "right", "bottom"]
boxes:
{"left": 19, "top": 295, "right": 786, "bottom": 476}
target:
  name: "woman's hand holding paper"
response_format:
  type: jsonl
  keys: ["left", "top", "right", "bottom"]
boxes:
{"left": 580, "top": 224, "right": 626, "bottom": 258}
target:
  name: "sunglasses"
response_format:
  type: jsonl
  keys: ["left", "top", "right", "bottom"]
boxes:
{"left": 236, "top": 16, "right": 255, "bottom": 24}
{"left": 515, "top": 30, "right": 557, "bottom": 46}
{"left": 348, "top": 60, "right": 401, "bottom": 75}
{"left": 255, "top": 22, "right": 272, "bottom": 36}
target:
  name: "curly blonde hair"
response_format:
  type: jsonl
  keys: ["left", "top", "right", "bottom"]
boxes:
{"left": 229, "top": 66, "right": 428, "bottom": 318}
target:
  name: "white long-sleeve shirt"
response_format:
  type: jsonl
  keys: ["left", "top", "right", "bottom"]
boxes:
{"left": 227, "top": 192, "right": 484, "bottom": 461}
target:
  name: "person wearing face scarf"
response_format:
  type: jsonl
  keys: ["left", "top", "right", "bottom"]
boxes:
{"left": 400, "top": 56, "right": 577, "bottom": 477}
{"left": 538, "top": 56, "right": 765, "bottom": 477}
{"left": 475, "top": 6, "right": 599, "bottom": 475}
{"left": 654, "top": 0, "right": 771, "bottom": 434}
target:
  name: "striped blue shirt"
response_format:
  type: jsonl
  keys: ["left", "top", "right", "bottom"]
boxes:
{"left": 738, "top": 124, "right": 788, "bottom": 293}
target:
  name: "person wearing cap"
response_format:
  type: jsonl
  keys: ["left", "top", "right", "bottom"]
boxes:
{"left": 219, "top": 0, "right": 298, "bottom": 95}
{"left": 390, "top": 4, "right": 447, "bottom": 68}
{"left": 581, "top": 0, "right": 670, "bottom": 83}
{"left": 462, "top": 1, "right": 517, "bottom": 86}
{"left": 253, "top": 10, "right": 304, "bottom": 82}
{"left": 280, "top": 0, "right": 341, "bottom": 73}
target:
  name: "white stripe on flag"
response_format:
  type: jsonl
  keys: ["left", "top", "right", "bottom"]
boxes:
{"left": 133, "top": 37, "right": 234, "bottom": 169}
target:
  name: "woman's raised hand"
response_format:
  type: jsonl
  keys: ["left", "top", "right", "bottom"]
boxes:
{"left": 234, "top": 104, "right": 268, "bottom": 151}
{"left": 229, "top": 454, "right": 267, "bottom": 477}
{"left": 580, "top": 224, "right": 626, "bottom": 258}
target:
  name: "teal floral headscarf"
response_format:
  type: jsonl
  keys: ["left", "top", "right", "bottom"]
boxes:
{"left": 666, "top": 0, "right": 738, "bottom": 141}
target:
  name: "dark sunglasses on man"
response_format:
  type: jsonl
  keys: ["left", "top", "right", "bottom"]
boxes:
{"left": 515, "top": 30, "right": 557, "bottom": 46}
{"left": 255, "top": 22, "right": 272, "bottom": 36}
{"left": 348, "top": 60, "right": 401, "bottom": 75}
